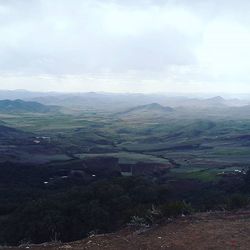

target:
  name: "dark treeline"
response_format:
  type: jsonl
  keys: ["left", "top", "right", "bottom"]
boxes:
{"left": 0, "top": 162, "right": 250, "bottom": 246}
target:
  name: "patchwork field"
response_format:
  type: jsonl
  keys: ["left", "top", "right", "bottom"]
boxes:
{"left": 0, "top": 104, "right": 250, "bottom": 183}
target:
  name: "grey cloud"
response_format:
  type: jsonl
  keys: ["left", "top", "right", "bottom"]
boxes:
{"left": 0, "top": 0, "right": 250, "bottom": 93}
{"left": 0, "top": 0, "right": 200, "bottom": 75}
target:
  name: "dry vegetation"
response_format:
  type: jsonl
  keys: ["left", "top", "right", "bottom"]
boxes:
{"left": 6, "top": 211, "right": 250, "bottom": 250}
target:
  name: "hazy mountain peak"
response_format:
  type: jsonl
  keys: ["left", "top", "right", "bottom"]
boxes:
{"left": 206, "top": 96, "right": 225, "bottom": 102}
{"left": 0, "top": 99, "right": 58, "bottom": 113}
{"left": 125, "top": 103, "right": 173, "bottom": 113}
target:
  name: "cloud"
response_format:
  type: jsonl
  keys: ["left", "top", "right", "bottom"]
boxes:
{"left": 0, "top": 0, "right": 201, "bottom": 74}
{"left": 0, "top": 0, "right": 250, "bottom": 93}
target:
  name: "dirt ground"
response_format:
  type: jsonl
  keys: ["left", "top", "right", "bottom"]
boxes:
{"left": 4, "top": 211, "right": 250, "bottom": 250}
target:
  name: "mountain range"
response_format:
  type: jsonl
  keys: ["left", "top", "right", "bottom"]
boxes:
{"left": 0, "top": 99, "right": 58, "bottom": 113}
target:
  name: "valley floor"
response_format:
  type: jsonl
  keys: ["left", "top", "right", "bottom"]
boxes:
{"left": 5, "top": 210, "right": 250, "bottom": 250}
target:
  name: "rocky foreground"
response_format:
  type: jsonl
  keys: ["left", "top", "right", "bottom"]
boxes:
{"left": 4, "top": 211, "right": 250, "bottom": 250}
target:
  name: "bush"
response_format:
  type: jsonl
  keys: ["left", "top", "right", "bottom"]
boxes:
{"left": 128, "top": 216, "right": 149, "bottom": 228}
{"left": 226, "top": 194, "right": 250, "bottom": 210}
{"left": 160, "top": 201, "right": 193, "bottom": 218}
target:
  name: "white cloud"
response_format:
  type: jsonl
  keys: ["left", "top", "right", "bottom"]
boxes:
{"left": 0, "top": 0, "right": 250, "bottom": 93}
{"left": 197, "top": 20, "right": 250, "bottom": 80}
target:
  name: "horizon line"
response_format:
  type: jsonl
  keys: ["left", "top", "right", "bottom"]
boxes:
{"left": 1, "top": 89, "right": 250, "bottom": 96}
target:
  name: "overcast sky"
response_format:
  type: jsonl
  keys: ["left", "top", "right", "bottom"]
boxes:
{"left": 0, "top": 0, "right": 250, "bottom": 93}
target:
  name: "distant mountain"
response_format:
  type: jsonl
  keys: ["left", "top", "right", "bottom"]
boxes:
{"left": 0, "top": 89, "right": 61, "bottom": 100}
{"left": 116, "top": 103, "right": 174, "bottom": 119}
{"left": 0, "top": 90, "right": 248, "bottom": 112}
{"left": 0, "top": 99, "right": 58, "bottom": 113}
{"left": 203, "top": 96, "right": 226, "bottom": 106}
{"left": 31, "top": 93, "right": 247, "bottom": 111}
{"left": 121, "top": 103, "right": 174, "bottom": 113}
{"left": 30, "top": 93, "right": 173, "bottom": 111}
{"left": 206, "top": 96, "right": 225, "bottom": 102}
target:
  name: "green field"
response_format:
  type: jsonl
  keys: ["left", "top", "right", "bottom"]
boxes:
{"left": 1, "top": 104, "right": 250, "bottom": 182}
{"left": 76, "top": 151, "right": 170, "bottom": 164}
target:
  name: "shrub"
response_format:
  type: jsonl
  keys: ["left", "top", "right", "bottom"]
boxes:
{"left": 160, "top": 201, "right": 193, "bottom": 218}
{"left": 226, "top": 194, "right": 250, "bottom": 210}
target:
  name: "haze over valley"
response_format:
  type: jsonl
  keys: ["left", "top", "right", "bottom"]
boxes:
{"left": 2, "top": 0, "right": 250, "bottom": 249}
{"left": 1, "top": 90, "right": 250, "bottom": 247}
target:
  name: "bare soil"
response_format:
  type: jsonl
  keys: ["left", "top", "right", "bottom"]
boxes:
{"left": 4, "top": 211, "right": 250, "bottom": 250}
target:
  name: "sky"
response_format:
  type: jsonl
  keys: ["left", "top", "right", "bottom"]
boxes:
{"left": 0, "top": 0, "right": 250, "bottom": 93}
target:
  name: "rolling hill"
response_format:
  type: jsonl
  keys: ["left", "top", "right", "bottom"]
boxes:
{"left": 0, "top": 99, "right": 59, "bottom": 113}
{"left": 0, "top": 124, "right": 32, "bottom": 140}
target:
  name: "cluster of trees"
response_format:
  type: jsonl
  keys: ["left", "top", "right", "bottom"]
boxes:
{"left": 0, "top": 176, "right": 174, "bottom": 245}
{"left": 1, "top": 162, "right": 250, "bottom": 246}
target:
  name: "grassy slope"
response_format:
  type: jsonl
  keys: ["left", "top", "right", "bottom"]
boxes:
{"left": 1, "top": 109, "right": 250, "bottom": 180}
